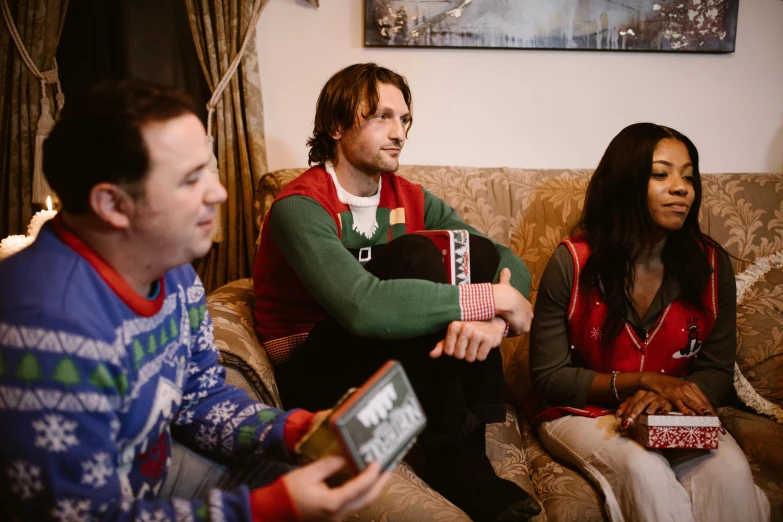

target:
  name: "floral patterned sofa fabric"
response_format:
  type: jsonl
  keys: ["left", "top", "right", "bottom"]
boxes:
{"left": 209, "top": 278, "right": 282, "bottom": 408}
{"left": 207, "top": 166, "right": 783, "bottom": 521}
{"left": 734, "top": 253, "right": 783, "bottom": 424}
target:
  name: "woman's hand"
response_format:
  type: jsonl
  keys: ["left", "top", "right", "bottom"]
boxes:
{"left": 616, "top": 390, "right": 672, "bottom": 429}
{"left": 641, "top": 373, "right": 716, "bottom": 417}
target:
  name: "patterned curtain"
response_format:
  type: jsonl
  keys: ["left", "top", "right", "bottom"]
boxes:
{"left": 185, "top": 0, "right": 269, "bottom": 293}
{"left": 0, "top": 0, "right": 68, "bottom": 238}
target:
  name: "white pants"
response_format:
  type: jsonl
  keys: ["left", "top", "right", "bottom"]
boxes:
{"left": 538, "top": 415, "right": 770, "bottom": 522}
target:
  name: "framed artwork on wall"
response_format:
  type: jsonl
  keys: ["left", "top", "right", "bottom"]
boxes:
{"left": 364, "top": 1, "right": 739, "bottom": 53}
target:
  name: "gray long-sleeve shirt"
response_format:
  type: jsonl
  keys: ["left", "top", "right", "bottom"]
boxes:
{"left": 529, "top": 244, "right": 736, "bottom": 408}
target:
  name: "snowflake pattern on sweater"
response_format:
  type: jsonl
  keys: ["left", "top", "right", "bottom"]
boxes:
{"left": 0, "top": 224, "right": 294, "bottom": 521}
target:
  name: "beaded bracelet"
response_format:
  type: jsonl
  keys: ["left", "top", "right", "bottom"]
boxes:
{"left": 611, "top": 371, "right": 621, "bottom": 402}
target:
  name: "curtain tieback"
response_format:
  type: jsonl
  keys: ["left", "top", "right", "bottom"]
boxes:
{"left": 201, "top": 0, "right": 267, "bottom": 243}
{"left": 1, "top": 0, "right": 65, "bottom": 205}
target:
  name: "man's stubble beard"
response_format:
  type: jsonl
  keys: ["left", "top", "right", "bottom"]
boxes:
{"left": 342, "top": 144, "right": 401, "bottom": 176}
{"left": 370, "top": 150, "right": 400, "bottom": 174}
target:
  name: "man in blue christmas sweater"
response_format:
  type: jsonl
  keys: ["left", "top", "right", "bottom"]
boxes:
{"left": 0, "top": 80, "right": 388, "bottom": 522}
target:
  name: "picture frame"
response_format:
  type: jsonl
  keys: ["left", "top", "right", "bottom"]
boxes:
{"left": 364, "top": 1, "right": 739, "bottom": 53}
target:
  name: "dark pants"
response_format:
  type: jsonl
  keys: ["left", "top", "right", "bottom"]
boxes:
{"left": 275, "top": 233, "right": 506, "bottom": 448}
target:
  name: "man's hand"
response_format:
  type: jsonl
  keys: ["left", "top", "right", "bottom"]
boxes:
{"left": 641, "top": 373, "right": 716, "bottom": 417}
{"left": 430, "top": 317, "right": 505, "bottom": 362}
{"left": 283, "top": 456, "right": 391, "bottom": 522}
{"left": 492, "top": 268, "right": 533, "bottom": 336}
{"left": 311, "top": 410, "right": 331, "bottom": 430}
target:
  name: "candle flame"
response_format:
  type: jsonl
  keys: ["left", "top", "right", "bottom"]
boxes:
{"left": 46, "top": 196, "right": 52, "bottom": 212}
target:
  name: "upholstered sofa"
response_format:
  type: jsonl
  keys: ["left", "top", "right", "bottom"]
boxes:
{"left": 207, "top": 166, "right": 783, "bottom": 521}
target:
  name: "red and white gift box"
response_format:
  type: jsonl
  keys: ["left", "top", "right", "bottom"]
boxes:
{"left": 412, "top": 230, "right": 471, "bottom": 285}
{"left": 633, "top": 413, "right": 721, "bottom": 449}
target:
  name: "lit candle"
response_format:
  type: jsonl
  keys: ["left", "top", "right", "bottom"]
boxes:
{"left": 27, "top": 195, "right": 58, "bottom": 238}
{"left": 0, "top": 234, "right": 34, "bottom": 261}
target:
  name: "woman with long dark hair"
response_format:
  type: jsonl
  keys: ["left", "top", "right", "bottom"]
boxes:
{"left": 528, "top": 123, "right": 769, "bottom": 521}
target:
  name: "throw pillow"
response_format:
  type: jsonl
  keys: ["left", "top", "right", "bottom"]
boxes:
{"left": 733, "top": 251, "right": 783, "bottom": 424}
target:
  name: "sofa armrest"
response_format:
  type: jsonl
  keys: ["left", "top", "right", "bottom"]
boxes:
{"left": 719, "top": 405, "right": 783, "bottom": 519}
{"left": 206, "top": 278, "right": 283, "bottom": 409}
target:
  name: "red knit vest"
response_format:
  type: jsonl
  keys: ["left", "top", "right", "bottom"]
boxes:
{"left": 253, "top": 167, "right": 426, "bottom": 365}
{"left": 529, "top": 236, "right": 718, "bottom": 424}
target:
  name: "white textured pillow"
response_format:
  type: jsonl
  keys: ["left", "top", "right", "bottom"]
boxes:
{"left": 733, "top": 251, "right": 783, "bottom": 424}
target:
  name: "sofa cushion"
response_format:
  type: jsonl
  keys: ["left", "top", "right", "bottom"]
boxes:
{"left": 350, "top": 460, "right": 471, "bottom": 522}
{"left": 719, "top": 405, "right": 783, "bottom": 521}
{"left": 207, "top": 278, "right": 283, "bottom": 408}
{"left": 518, "top": 415, "right": 605, "bottom": 521}
{"left": 734, "top": 251, "right": 783, "bottom": 424}
{"left": 351, "top": 406, "right": 539, "bottom": 522}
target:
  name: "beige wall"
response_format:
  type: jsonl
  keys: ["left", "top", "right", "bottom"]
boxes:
{"left": 256, "top": 0, "right": 783, "bottom": 173}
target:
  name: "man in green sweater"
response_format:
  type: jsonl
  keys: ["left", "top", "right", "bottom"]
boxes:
{"left": 253, "top": 63, "right": 540, "bottom": 522}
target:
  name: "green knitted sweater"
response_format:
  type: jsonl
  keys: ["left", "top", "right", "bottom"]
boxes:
{"left": 268, "top": 189, "right": 530, "bottom": 337}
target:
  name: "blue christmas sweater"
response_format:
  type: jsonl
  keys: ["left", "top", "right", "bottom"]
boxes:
{"left": 0, "top": 219, "right": 303, "bottom": 522}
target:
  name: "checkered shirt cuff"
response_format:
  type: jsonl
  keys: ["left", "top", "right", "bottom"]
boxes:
{"left": 502, "top": 320, "right": 510, "bottom": 338}
{"left": 264, "top": 333, "right": 309, "bottom": 365}
{"left": 459, "top": 283, "right": 495, "bottom": 322}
